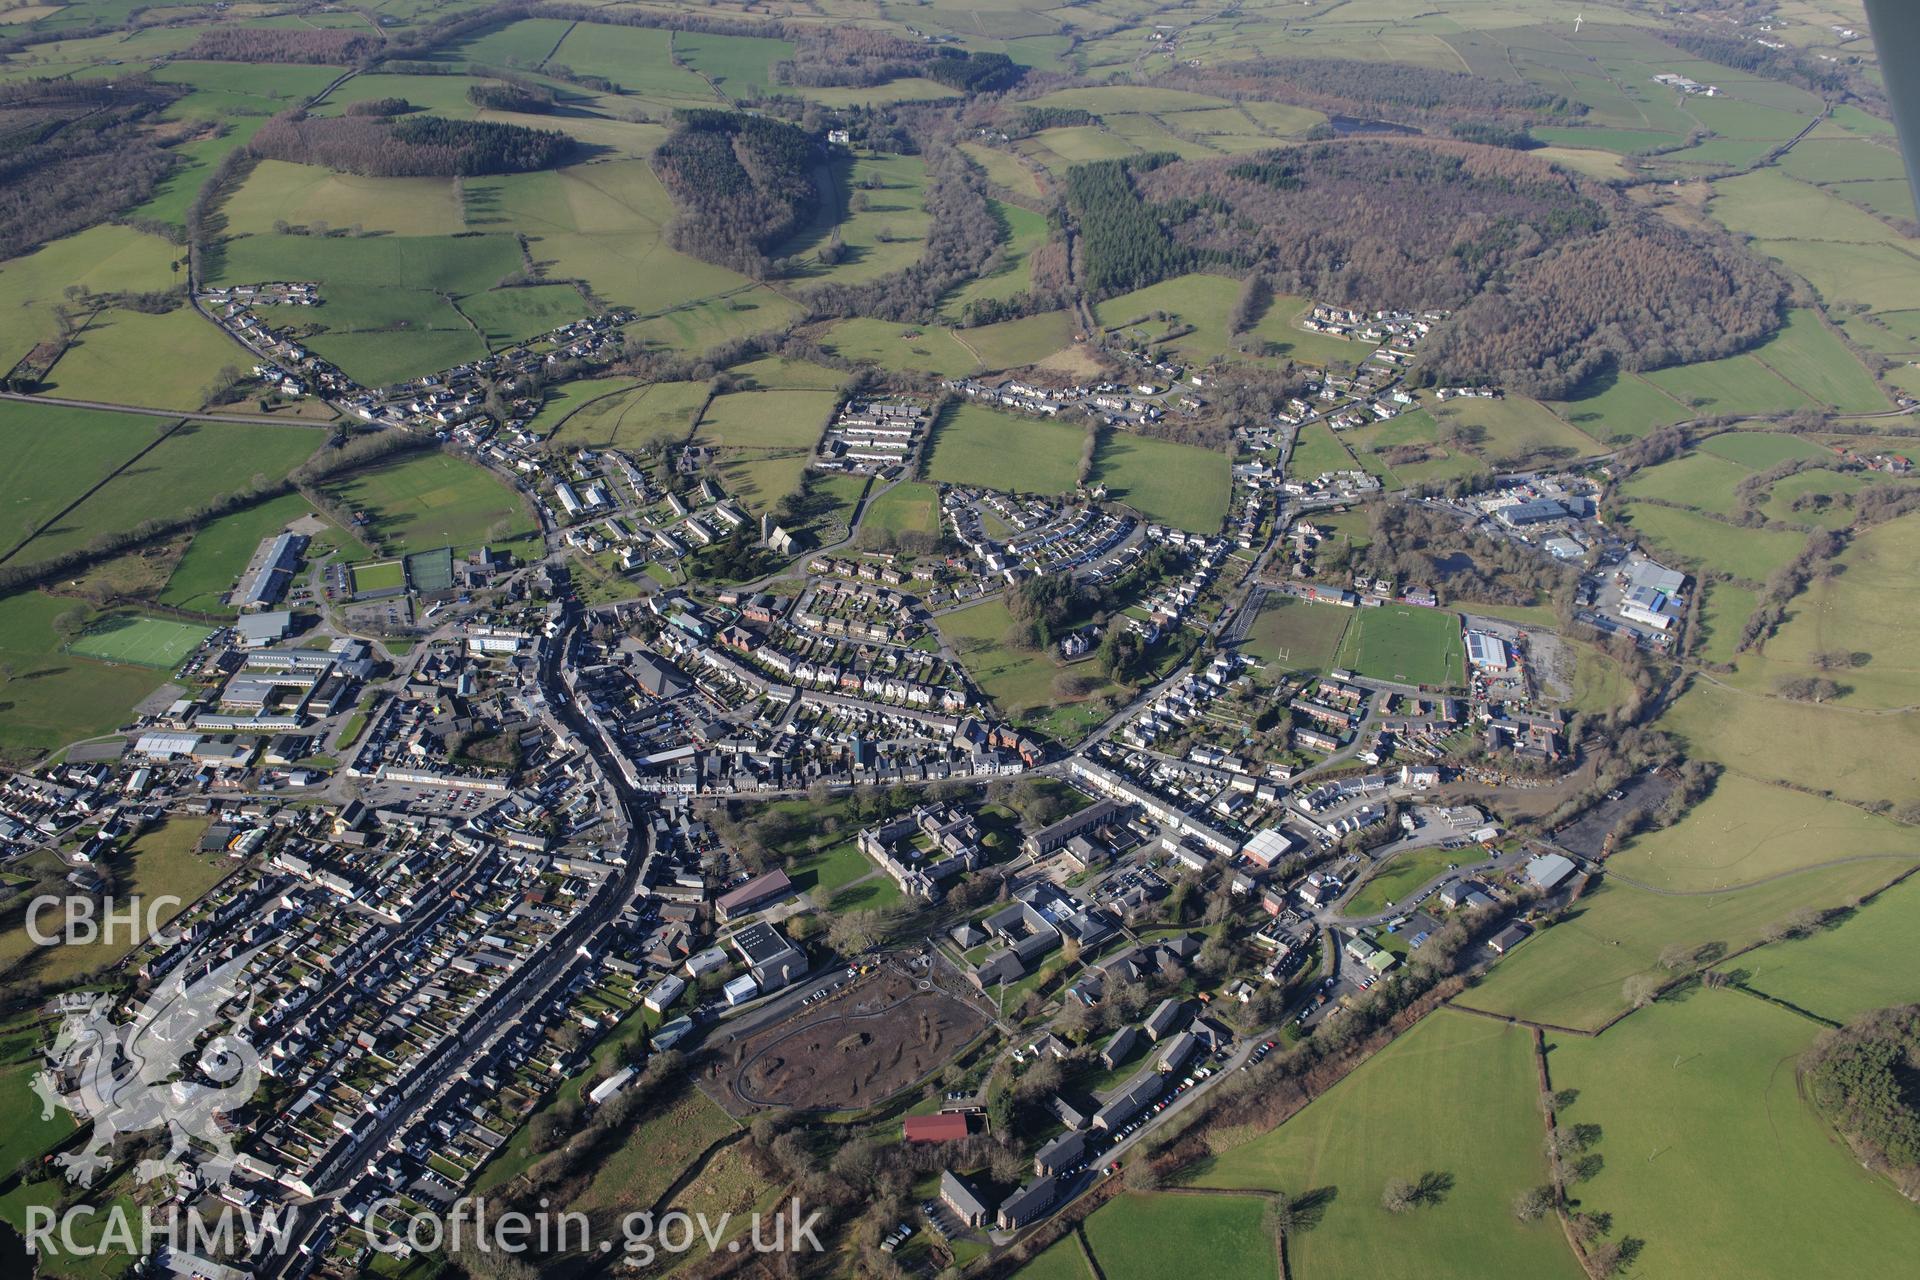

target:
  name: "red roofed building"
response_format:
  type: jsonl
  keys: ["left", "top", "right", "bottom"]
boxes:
{"left": 714, "top": 869, "right": 795, "bottom": 921}
{"left": 903, "top": 1112, "right": 975, "bottom": 1144}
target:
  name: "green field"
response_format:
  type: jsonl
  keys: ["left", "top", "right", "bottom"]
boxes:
{"left": 935, "top": 596, "right": 1117, "bottom": 729}
{"left": 1093, "top": 274, "right": 1349, "bottom": 370}
{"left": 1550, "top": 370, "right": 1689, "bottom": 444}
{"left": 0, "top": 591, "right": 170, "bottom": 762}
{"left": 1432, "top": 395, "right": 1607, "bottom": 468}
{"left": 1694, "top": 429, "right": 1832, "bottom": 469}
{"left": 1741, "top": 873, "right": 1920, "bottom": 1022}
{"left": 674, "top": 31, "right": 794, "bottom": 100}
{"left": 1620, "top": 451, "right": 1751, "bottom": 516}
{"left": 1663, "top": 679, "right": 1920, "bottom": 810}
{"left": 943, "top": 199, "right": 1049, "bottom": 319}
{"left": 693, "top": 388, "right": 839, "bottom": 451}
{"left": 1188, "top": 1010, "right": 1577, "bottom": 1280}
{"left": 1093, "top": 432, "right": 1230, "bottom": 533}
{"left": 0, "top": 401, "right": 165, "bottom": 555}
{"left": 549, "top": 380, "right": 710, "bottom": 449}
{"left": 1546, "top": 990, "right": 1920, "bottom": 1277}
{"left": 923, "top": 403, "right": 1085, "bottom": 495}
{"left": 323, "top": 452, "right": 537, "bottom": 560}
{"left": 1732, "top": 511, "right": 1920, "bottom": 708}
{"left": 41, "top": 306, "right": 244, "bottom": 410}
{"left": 12, "top": 420, "right": 323, "bottom": 568}
{"left": 66, "top": 615, "right": 210, "bottom": 669}
{"left": 1243, "top": 596, "right": 1352, "bottom": 675}
{"left": 1742, "top": 310, "right": 1890, "bottom": 413}
{"left": 960, "top": 142, "right": 1045, "bottom": 199}
{"left": 1344, "top": 845, "right": 1464, "bottom": 918}
{"left": 0, "top": 224, "right": 180, "bottom": 373}
{"left": 1639, "top": 349, "right": 1815, "bottom": 418}
{"left": 350, "top": 560, "right": 406, "bottom": 593}
{"left": 1605, "top": 773, "right": 1919, "bottom": 892}
{"left": 220, "top": 159, "right": 464, "bottom": 237}
{"left": 1081, "top": 1192, "right": 1274, "bottom": 1280}
{"left": 1617, "top": 503, "right": 1802, "bottom": 584}
{"left": 1288, "top": 422, "right": 1357, "bottom": 480}
{"left": 1013, "top": 1233, "right": 1093, "bottom": 1280}
{"left": 1332, "top": 606, "right": 1463, "bottom": 689}
{"left": 861, "top": 482, "right": 940, "bottom": 538}
{"left": 1459, "top": 858, "right": 1904, "bottom": 1032}
{"left": 1693, "top": 581, "right": 1758, "bottom": 666}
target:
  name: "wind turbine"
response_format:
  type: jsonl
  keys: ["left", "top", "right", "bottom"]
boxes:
{"left": 1573, "top": 11, "right": 1584, "bottom": 35}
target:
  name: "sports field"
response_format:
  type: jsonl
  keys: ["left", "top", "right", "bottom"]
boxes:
{"left": 1243, "top": 597, "right": 1351, "bottom": 675}
{"left": 923, "top": 403, "right": 1085, "bottom": 495}
{"left": 1188, "top": 1010, "right": 1577, "bottom": 1280}
{"left": 0, "top": 592, "right": 168, "bottom": 762}
{"left": 1333, "top": 606, "right": 1463, "bottom": 688}
{"left": 65, "top": 615, "right": 210, "bottom": 669}
{"left": 1081, "top": 1192, "right": 1274, "bottom": 1280}
{"left": 1546, "top": 991, "right": 1920, "bottom": 1277}
{"left": 350, "top": 561, "right": 406, "bottom": 594}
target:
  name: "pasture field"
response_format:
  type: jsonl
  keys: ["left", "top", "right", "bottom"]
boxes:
{"left": 1604, "top": 772, "right": 1919, "bottom": 892}
{"left": 321, "top": 452, "right": 537, "bottom": 560}
{"left": 1460, "top": 859, "right": 1904, "bottom": 1031}
{"left": 459, "top": 284, "right": 593, "bottom": 347}
{"left": 1243, "top": 597, "right": 1352, "bottom": 675}
{"left": 821, "top": 318, "right": 982, "bottom": 379}
{"left": 1250, "top": 295, "right": 1376, "bottom": 369}
{"left": 1549, "top": 369, "right": 1689, "bottom": 443}
{"left": 1743, "top": 310, "right": 1889, "bottom": 413}
{"left": 1530, "top": 126, "right": 1679, "bottom": 153}
{"left": 861, "top": 482, "right": 940, "bottom": 538}
{"left": 623, "top": 287, "right": 803, "bottom": 355}
{"left": 958, "top": 309, "right": 1079, "bottom": 372}
{"left": 0, "top": 401, "right": 161, "bottom": 555}
{"left": 305, "top": 330, "right": 485, "bottom": 390}
{"left": 1662, "top": 680, "right": 1920, "bottom": 809}
{"left": 1288, "top": 422, "right": 1357, "bottom": 480}
{"left": 0, "top": 224, "right": 179, "bottom": 372}
{"left": 40, "top": 307, "right": 239, "bottom": 410}
{"left": 14, "top": 421, "right": 323, "bottom": 567}
{"left": 220, "top": 160, "right": 464, "bottom": 237}
{"left": 549, "top": 380, "right": 709, "bottom": 449}
{"left": 1434, "top": 394, "right": 1607, "bottom": 467}
{"left": 1617, "top": 503, "right": 1802, "bottom": 584}
{"left": 1013, "top": 1234, "right": 1093, "bottom": 1280}
{"left": 1332, "top": 605, "right": 1463, "bottom": 689}
{"left": 693, "top": 389, "right": 838, "bottom": 451}
{"left": 441, "top": 15, "right": 574, "bottom": 69}
{"left": 1710, "top": 168, "right": 1905, "bottom": 246}
{"left": 66, "top": 615, "right": 210, "bottom": 669}
{"left": 1695, "top": 429, "right": 1832, "bottom": 469}
{"left": 159, "top": 492, "right": 338, "bottom": 615}
{"left": 1741, "top": 874, "right": 1920, "bottom": 1022}
{"left": 1545, "top": 991, "right": 1920, "bottom": 1278}
{"left": 544, "top": 23, "right": 715, "bottom": 100}
{"left": 1620, "top": 451, "right": 1750, "bottom": 515}
{"left": 1081, "top": 1192, "right": 1273, "bottom": 1280}
{"left": 1343, "top": 412, "right": 1489, "bottom": 489}
{"left": 724, "top": 356, "right": 848, "bottom": 392}
{"left": 1639, "top": 348, "right": 1814, "bottom": 417}
{"left": 943, "top": 199, "right": 1049, "bottom": 319}
{"left": 960, "top": 142, "right": 1045, "bottom": 199}
{"left": 1187, "top": 1011, "right": 1576, "bottom": 1280}
{"left": 923, "top": 403, "right": 1084, "bottom": 495}
{"left": 212, "top": 231, "right": 520, "bottom": 298}
{"left": 522, "top": 377, "right": 636, "bottom": 437}
{"left": 1024, "top": 125, "right": 1139, "bottom": 172}
{"left": 796, "top": 78, "right": 963, "bottom": 108}
{"left": 1096, "top": 273, "right": 1297, "bottom": 369}
{"left": 1693, "top": 581, "right": 1757, "bottom": 667}
{"left": 1093, "top": 432, "right": 1230, "bottom": 533}
{"left": 0, "top": 591, "right": 169, "bottom": 762}
{"left": 1722, "top": 511, "right": 1920, "bottom": 708}
{"left": 1750, "top": 238, "right": 1920, "bottom": 314}
{"left": 1570, "top": 644, "right": 1632, "bottom": 715}
{"left": 674, "top": 31, "right": 794, "bottom": 100}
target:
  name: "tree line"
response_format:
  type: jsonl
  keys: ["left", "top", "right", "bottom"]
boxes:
{"left": 1159, "top": 53, "right": 1583, "bottom": 126}
{"left": 250, "top": 110, "right": 573, "bottom": 177}
{"left": 185, "top": 28, "right": 382, "bottom": 64}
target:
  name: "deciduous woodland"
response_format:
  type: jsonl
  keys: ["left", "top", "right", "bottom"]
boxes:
{"left": 1159, "top": 55, "right": 1584, "bottom": 125}
{"left": 250, "top": 111, "right": 573, "bottom": 177}
{"left": 0, "top": 77, "right": 177, "bottom": 259}
{"left": 186, "top": 28, "right": 383, "bottom": 64}
{"left": 1071, "top": 140, "right": 1785, "bottom": 397}
{"left": 651, "top": 109, "right": 820, "bottom": 277}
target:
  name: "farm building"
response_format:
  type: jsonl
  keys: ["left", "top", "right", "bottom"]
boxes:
{"left": 904, "top": 1112, "right": 975, "bottom": 1144}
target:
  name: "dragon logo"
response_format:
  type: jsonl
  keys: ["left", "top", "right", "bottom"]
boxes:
{"left": 32, "top": 947, "right": 263, "bottom": 1187}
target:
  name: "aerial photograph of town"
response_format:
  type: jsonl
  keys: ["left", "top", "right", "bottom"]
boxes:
{"left": 0, "top": 0, "right": 1915, "bottom": 1276}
